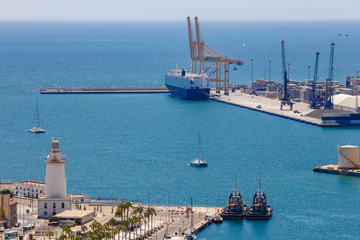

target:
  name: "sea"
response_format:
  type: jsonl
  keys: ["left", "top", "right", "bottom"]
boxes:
{"left": 1, "top": 20, "right": 360, "bottom": 239}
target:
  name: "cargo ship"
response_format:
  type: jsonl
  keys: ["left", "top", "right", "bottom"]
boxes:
{"left": 165, "top": 68, "right": 210, "bottom": 100}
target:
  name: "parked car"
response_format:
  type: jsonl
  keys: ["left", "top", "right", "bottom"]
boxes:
{"left": 14, "top": 222, "right": 20, "bottom": 227}
{"left": 0, "top": 227, "right": 5, "bottom": 232}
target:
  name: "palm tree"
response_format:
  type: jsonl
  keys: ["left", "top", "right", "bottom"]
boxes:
{"left": 59, "top": 233, "right": 67, "bottom": 240}
{"left": 108, "top": 217, "right": 116, "bottom": 230}
{"left": 134, "top": 206, "right": 144, "bottom": 238}
{"left": 62, "top": 224, "right": 72, "bottom": 239}
{"left": 46, "top": 230, "right": 54, "bottom": 240}
{"left": 144, "top": 210, "right": 150, "bottom": 237}
{"left": 148, "top": 207, "right": 157, "bottom": 234}
{"left": 80, "top": 225, "right": 88, "bottom": 240}
{"left": 0, "top": 207, "right": 6, "bottom": 221}
{"left": 117, "top": 224, "right": 126, "bottom": 240}
{"left": 125, "top": 201, "right": 133, "bottom": 219}
{"left": 104, "top": 231, "right": 111, "bottom": 240}
{"left": 122, "top": 219, "right": 130, "bottom": 240}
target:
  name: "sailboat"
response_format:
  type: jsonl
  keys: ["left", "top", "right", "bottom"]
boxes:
{"left": 28, "top": 99, "right": 46, "bottom": 133}
{"left": 190, "top": 134, "right": 208, "bottom": 167}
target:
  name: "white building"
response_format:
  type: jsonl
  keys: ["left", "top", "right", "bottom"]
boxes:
{"left": 14, "top": 181, "right": 45, "bottom": 198}
{"left": 69, "top": 194, "right": 91, "bottom": 204}
{"left": 38, "top": 139, "right": 71, "bottom": 219}
{"left": 333, "top": 94, "right": 360, "bottom": 112}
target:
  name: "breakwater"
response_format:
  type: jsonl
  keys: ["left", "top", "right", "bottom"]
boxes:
{"left": 40, "top": 87, "right": 169, "bottom": 94}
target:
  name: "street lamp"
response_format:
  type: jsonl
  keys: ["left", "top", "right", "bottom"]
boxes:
{"left": 308, "top": 65, "right": 311, "bottom": 81}
{"left": 251, "top": 59, "right": 254, "bottom": 82}
{"left": 288, "top": 63, "right": 291, "bottom": 79}
{"left": 269, "top": 60, "right": 272, "bottom": 81}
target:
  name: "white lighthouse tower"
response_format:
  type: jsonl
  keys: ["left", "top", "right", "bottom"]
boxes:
{"left": 38, "top": 138, "right": 71, "bottom": 218}
{"left": 45, "top": 138, "right": 66, "bottom": 198}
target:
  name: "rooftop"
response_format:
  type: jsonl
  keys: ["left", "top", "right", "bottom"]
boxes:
{"left": 55, "top": 210, "right": 95, "bottom": 219}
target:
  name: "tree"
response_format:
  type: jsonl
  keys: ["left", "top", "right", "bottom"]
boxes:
{"left": 144, "top": 210, "right": 151, "bottom": 237}
{"left": 59, "top": 233, "right": 67, "bottom": 240}
{"left": 0, "top": 189, "right": 14, "bottom": 198}
{"left": 0, "top": 207, "right": 6, "bottom": 221}
{"left": 80, "top": 225, "right": 88, "bottom": 240}
{"left": 46, "top": 230, "right": 54, "bottom": 240}
{"left": 104, "top": 231, "right": 111, "bottom": 240}
{"left": 49, "top": 216, "right": 60, "bottom": 222}
{"left": 149, "top": 207, "right": 157, "bottom": 234}
{"left": 124, "top": 201, "right": 133, "bottom": 219}
{"left": 107, "top": 217, "right": 116, "bottom": 230}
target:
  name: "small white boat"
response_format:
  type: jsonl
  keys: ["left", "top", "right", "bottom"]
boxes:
{"left": 190, "top": 134, "right": 208, "bottom": 167}
{"left": 28, "top": 99, "right": 46, "bottom": 133}
{"left": 190, "top": 158, "right": 208, "bottom": 167}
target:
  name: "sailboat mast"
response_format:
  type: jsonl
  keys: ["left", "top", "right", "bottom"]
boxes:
{"left": 190, "top": 197, "right": 194, "bottom": 233}
{"left": 198, "top": 133, "right": 203, "bottom": 159}
{"left": 35, "top": 99, "right": 40, "bottom": 128}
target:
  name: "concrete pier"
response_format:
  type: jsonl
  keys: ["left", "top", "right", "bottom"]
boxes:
{"left": 313, "top": 163, "right": 360, "bottom": 177}
{"left": 210, "top": 90, "right": 323, "bottom": 126}
{"left": 40, "top": 87, "right": 169, "bottom": 94}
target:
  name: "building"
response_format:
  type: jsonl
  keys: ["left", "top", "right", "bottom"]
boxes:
{"left": 0, "top": 183, "right": 14, "bottom": 192}
{"left": 68, "top": 194, "right": 91, "bottom": 204}
{"left": 333, "top": 94, "right": 360, "bottom": 112}
{"left": 0, "top": 194, "right": 17, "bottom": 228}
{"left": 55, "top": 210, "right": 95, "bottom": 225}
{"left": 38, "top": 139, "right": 71, "bottom": 219}
{"left": 14, "top": 181, "right": 45, "bottom": 199}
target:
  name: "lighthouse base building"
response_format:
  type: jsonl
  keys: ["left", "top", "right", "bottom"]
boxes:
{"left": 38, "top": 138, "right": 71, "bottom": 218}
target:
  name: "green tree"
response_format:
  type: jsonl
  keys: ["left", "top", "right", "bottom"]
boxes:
{"left": 149, "top": 207, "right": 157, "bottom": 234}
{"left": 80, "top": 225, "right": 88, "bottom": 240}
{"left": 46, "top": 230, "right": 54, "bottom": 240}
{"left": 0, "top": 207, "right": 6, "bottom": 221}
{"left": 0, "top": 189, "right": 14, "bottom": 198}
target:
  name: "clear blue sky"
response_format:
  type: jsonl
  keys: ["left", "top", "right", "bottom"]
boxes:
{"left": 0, "top": 0, "right": 359, "bottom": 21}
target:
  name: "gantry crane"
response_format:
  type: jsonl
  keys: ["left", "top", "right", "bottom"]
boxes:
{"left": 280, "top": 40, "right": 294, "bottom": 110}
{"left": 310, "top": 52, "right": 320, "bottom": 109}
{"left": 324, "top": 42, "right": 335, "bottom": 109}
{"left": 187, "top": 16, "right": 244, "bottom": 95}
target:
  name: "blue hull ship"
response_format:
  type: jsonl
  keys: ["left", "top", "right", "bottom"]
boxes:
{"left": 165, "top": 69, "right": 210, "bottom": 100}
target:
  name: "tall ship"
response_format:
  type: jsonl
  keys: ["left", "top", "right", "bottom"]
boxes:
{"left": 245, "top": 180, "right": 273, "bottom": 220}
{"left": 221, "top": 180, "right": 248, "bottom": 219}
{"left": 165, "top": 68, "right": 210, "bottom": 100}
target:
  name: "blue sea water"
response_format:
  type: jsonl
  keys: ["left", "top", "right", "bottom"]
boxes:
{"left": 1, "top": 21, "right": 360, "bottom": 239}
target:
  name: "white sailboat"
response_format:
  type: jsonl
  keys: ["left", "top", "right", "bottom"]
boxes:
{"left": 190, "top": 134, "right": 208, "bottom": 167}
{"left": 28, "top": 99, "right": 46, "bottom": 133}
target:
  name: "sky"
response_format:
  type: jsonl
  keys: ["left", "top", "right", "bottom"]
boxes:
{"left": 0, "top": 0, "right": 359, "bottom": 21}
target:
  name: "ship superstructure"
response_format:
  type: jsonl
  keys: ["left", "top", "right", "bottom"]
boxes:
{"left": 165, "top": 68, "right": 210, "bottom": 100}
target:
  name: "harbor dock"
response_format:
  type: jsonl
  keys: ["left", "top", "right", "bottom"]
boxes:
{"left": 40, "top": 87, "right": 169, "bottom": 94}
{"left": 313, "top": 164, "right": 360, "bottom": 177}
{"left": 210, "top": 90, "right": 324, "bottom": 126}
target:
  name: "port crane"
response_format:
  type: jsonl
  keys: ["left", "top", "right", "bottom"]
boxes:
{"left": 187, "top": 16, "right": 244, "bottom": 95}
{"left": 280, "top": 40, "right": 294, "bottom": 110}
{"left": 310, "top": 52, "right": 320, "bottom": 109}
{"left": 324, "top": 42, "right": 335, "bottom": 109}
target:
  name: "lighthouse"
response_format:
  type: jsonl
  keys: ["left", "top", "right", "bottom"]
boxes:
{"left": 38, "top": 138, "right": 71, "bottom": 218}
{"left": 45, "top": 138, "right": 66, "bottom": 198}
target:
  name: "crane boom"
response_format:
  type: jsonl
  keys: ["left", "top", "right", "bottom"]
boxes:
{"left": 187, "top": 16, "right": 194, "bottom": 59}
{"left": 325, "top": 42, "right": 335, "bottom": 109}
{"left": 310, "top": 52, "right": 320, "bottom": 109}
{"left": 281, "top": 40, "right": 288, "bottom": 100}
{"left": 280, "top": 40, "right": 294, "bottom": 110}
